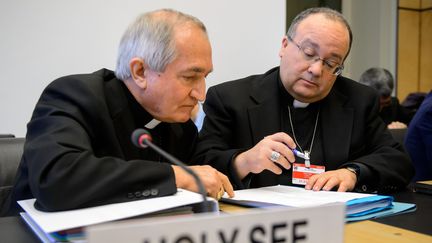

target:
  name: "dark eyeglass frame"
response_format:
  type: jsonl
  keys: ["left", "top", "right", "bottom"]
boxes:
{"left": 287, "top": 35, "right": 344, "bottom": 76}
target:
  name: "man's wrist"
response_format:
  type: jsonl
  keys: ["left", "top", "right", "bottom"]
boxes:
{"left": 344, "top": 163, "right": 377, "bottom": 192}
{"left": 345, "top": 166, "right": 358, "bottom": 176}
{"left": 233, "top": 152, "right": 249, "bottom": 179}
{"left": 344, "top": 164, "right": 360, "bottom": 182}
{"left": 226, "top": 150, "right": 250, "bottom": 189}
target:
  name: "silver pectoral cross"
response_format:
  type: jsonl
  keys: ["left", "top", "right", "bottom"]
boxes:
{"left": 304, "top": 150, "right": 311, "bottom": 168}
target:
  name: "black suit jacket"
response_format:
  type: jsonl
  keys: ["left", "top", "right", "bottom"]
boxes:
{"left": 380, "top": 97, "right": 414, "bottom": 125}
{"left": 4, "top": 69, "right": 198, "bottom": 215}
{"left": 194, "top": 67, "right": 413, "bottom": 192}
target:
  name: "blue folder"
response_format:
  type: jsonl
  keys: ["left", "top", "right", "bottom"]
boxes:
{"left": 222, "top": 195, "right": 416, "bottom": 222}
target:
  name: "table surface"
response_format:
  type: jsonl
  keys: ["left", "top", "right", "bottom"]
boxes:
{"left": 373, "top": 187, "right": 432, "bottom": 235}
{"left": 1, "top": 187, "right": 431, "bottom": 243}
{"left": 345, "top": 221, "right": 432, "bottom": 243}
{"left": 0, "top": 216, "right": 40, "bottom": 242}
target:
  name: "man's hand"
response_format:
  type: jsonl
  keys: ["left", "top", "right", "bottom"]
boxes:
{"left": 233, "top": 132, "right": 297, "bottom": 179}
{"left": 388, "top": 121, "right": 407, "bottom": 129}
{"left": 173, "top": 165, "right": 234, "bottom": 199}
{"left": 305, "top": 168, "right": 357, "bottom": 192}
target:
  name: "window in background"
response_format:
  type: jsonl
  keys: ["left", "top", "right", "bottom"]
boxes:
{"left": 285, "top": 0, "right": 342, "bottom": 32}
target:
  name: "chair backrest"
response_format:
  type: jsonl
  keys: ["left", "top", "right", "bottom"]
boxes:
{"left": 0, "top": 134, "right": 15, "bottom": 138}
{"left": 0, "top": 137, "right": 24, "bottom": 211}
{"left": 389, "top": 128, "right": 407, "bottom": 146}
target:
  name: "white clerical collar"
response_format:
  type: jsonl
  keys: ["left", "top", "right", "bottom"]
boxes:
{"left": 145, "top": 119, "right": 161, "bottom": 129}
{"left": 293, "top": 100, "right": 310, "bottom": 108}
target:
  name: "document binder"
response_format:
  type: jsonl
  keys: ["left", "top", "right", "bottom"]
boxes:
{"left": 222, "top": 185, "right": 416, "bottom": 222}
{"left": 412, "top": 180, "right": 432, "bottom": 195}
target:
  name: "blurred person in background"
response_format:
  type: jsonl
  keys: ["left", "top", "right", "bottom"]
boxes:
{"left": 405, "top": 91, "right": 432, "bottom": 181}
{"left": 359, "top": 67, "right": 414, "bottom": 129}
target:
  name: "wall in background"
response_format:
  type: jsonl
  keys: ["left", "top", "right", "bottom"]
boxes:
{"left": 0, "top": 1, "right": 405, "bottom": 137}
{"left": 342, "top": 0, "right": 397, "bottom": 86}
{"left": 398, "top": 0, "right": 432, "bottom": 100}
{"left": 0, "top": 0, "right": 286, "bottom": 137}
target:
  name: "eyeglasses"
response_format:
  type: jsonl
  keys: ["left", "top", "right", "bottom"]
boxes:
{"left": 287, "top": 35, "right": 344, "bottom": 76}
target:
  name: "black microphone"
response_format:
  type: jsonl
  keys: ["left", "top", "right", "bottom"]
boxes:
{"left": 131, "top": 128, "right": 215, "bottom": 213}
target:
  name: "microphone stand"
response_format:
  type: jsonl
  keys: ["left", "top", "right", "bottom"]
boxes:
{"left": 138, "top": 134, "right": 215, "bottom": 213}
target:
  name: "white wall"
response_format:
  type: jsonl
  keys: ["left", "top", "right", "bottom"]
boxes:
{"left": 0, "top": 1, "right": 400, "bottom": 137}
{"left": 0, "top": 0, "right": 286, "bottom": 137}
{"left": 342, "top": 0, "right": 397, "bottom": 82}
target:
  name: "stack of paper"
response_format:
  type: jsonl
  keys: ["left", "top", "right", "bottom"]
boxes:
{"left": 18, "top": 189, "right": 217, "bottom": 242}
{"left": 221, "top": 185, "right": 416, "bottom": 222}
{"left": 412, "top": 180, "right": 432, "bottom": 195}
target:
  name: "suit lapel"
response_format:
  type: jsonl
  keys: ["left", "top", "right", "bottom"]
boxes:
{"left": 248, "top": 70, "right": 282, "bottom": 144}
{"left": 104, "top": 78, "right": 141, "bottom": 160}
{"left": 247, "top": 69, "right": 283, "bottom": 186}
{"left": 320, "top": 82, "right": 353, "bottom": 168}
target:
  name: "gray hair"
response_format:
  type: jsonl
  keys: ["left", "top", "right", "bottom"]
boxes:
{"left": 359, "top": 67, "right": 394, "bottom": 97}
{"left": 287, "top": 7, "right": 353, "bottom": 61}
{"left": 115, "top": 9, "right": 207, "bottom": 80}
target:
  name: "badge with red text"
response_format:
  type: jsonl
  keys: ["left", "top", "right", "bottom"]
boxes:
{"left": 292, "top": 163, "right": 325, "bottom": 185}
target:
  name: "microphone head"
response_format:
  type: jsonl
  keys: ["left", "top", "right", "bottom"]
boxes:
{"left": 131, "top": 128, "right": 152, "bottom": 148}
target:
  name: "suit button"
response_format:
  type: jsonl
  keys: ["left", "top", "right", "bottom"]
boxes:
{"left": 361, "top": 185, "right": 368, "bottom": 192}
{"left": 135, "top": 191, "right": 142, "bottom": 198}
{"left": 127, "top": 193, "right": 134, "bottom": 199}
{"left": 142, "top": 190, "right": 151, "bottom": 197}
{"left": 151, "top": 189, "right": 159, "bottom": 196}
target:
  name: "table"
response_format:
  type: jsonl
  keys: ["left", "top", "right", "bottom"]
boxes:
{"left": 374, "top": 187, "right": 432, "bottom": 235}
{"left": 1, "top": 188, "right": 431, "bottom": 243}
{"left": 221, "top": 187, "right": 432, "bottom": 243}
{"left": 0, "top": 216, "right": 40, "bottom": 242}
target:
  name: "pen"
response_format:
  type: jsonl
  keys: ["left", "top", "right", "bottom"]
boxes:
{"left": 291, "top": 149, "right": 311, "bottom": 168}
{"left": 291, "top": 148, "right": 305, "bottom": 158}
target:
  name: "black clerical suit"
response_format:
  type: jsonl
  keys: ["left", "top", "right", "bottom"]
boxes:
{"left": 3, "top": 69, "right": 198, "bottom": 215}
{"left": 380, "top": 97, "right": 414, "bottom": 125}
{"left": 193, "top": 67, "right": 414, "bottom": 192}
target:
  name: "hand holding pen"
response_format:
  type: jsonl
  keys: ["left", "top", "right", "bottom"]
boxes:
{"left": 232, "top": 132, "right": 297, "bottom": 179}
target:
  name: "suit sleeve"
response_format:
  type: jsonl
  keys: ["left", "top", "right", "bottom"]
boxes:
{"left": 192, "top": 86, "right": 247, "bottom": 188}
{"left": 347, "top": 90, "right": 414, "bottom": 192}
{"left": 23, "top": 77, "right": 177, "bottom": 211}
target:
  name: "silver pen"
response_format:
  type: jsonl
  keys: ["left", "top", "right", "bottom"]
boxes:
{"left": 291, "top": 149, "right": 311, "bottom": 168}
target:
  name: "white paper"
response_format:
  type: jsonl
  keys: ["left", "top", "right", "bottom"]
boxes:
{"left": 18, "top": 189, "right": 215, "bottom": 233}
{"left": 227, "top": 185, "right": 374, "bottom": 207}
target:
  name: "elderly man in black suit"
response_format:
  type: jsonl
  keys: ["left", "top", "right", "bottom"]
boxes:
{"left": 2, "top": 9, "right": 234, "bottom": 216}
{"left": 194, "top": 7, "right": 413, "bottom": 193}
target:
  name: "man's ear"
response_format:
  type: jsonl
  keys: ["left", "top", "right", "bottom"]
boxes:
{"left": 129, "top": 57, "right": 148, "bottom": 89}
{"left": 279, "top": 36, "right": 289, "bottom": 57}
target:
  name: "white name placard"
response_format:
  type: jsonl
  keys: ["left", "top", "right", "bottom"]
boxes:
{"left": 87, "top": 203, "right": 345, "bottom": 243}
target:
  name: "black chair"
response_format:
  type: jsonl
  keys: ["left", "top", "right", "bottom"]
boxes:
{"left": 0, "top": 134, "right": 15, "bottom": 138}
{"left": 389, "top": 128, "right": 407, "bottom": 145}
{"left": 0, "top": 137, "right": 24, "bottom": 213}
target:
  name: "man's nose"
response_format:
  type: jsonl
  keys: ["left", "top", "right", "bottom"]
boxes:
{"left": 191, "top": 79, "right": 206, "bottom": 101}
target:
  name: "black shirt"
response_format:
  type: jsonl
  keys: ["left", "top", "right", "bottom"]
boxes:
{"left": 276, "top": 77, "right": 324, "bottom": 185}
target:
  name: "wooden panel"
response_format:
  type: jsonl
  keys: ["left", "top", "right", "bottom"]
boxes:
{"left": 399, "top": 0, "right": 420, "bottom": 9}
{"left": 345, "top": 221, "right": 432, "bottom": 243}
{"left": 397, "top": 10, "right": 420, "bottom": 100}
{"left": 422, "top": 0, "right": 432, "bottom": 8}
{"left": 420, "top": 10, "right": 432, "bottom": 92}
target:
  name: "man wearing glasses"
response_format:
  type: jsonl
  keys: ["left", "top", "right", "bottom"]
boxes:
{"left": 193, "top": 7, "right": 413, "bottom": 193}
